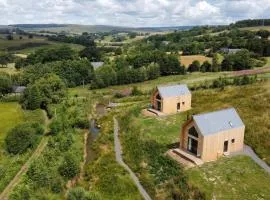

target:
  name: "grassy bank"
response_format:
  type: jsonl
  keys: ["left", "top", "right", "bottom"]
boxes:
{"left": 187, "top": 156, "right": 270, "bottom": 200}
{"left": 0, "top": 102, "right": 45, "bottom": 192}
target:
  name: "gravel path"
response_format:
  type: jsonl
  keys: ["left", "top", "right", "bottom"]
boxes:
{"left": 232, "top": 144, "right": 270, "bottom": 174}
{"left": 113, "top": 117, "right": 152, "bottom": 200}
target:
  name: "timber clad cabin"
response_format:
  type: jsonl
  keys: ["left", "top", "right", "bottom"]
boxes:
{"left": 151, "top": 84, "right": 191, "bottom": 114}
{"left": 180, "top": 108, "right": 245, "bottom": 162}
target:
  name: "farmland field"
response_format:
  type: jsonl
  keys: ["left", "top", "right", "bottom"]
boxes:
{"left": 240, "top": 26, "right": 270, "bottom": 32}
{"left": 0, "top": 102, "right": 45, "bottom": 192}
{"left": 0, "top": 34, "right": 84, "bottom": 54}
{"left": 180, "top": 55, "right": 212, "bottom": 67}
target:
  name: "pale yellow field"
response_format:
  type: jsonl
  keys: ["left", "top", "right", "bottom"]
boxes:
{"left": 180, "top": 55, "right": 212, "bottom": 67}
{"left": 240, "top": 26, "right": 270, "bottom": 32}
{"left": 0, "top": 63, "right": 20, "bottom": 74}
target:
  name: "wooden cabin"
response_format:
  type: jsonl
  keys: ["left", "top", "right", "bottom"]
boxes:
{"left": 151, "top": 84, "right": 191, "bottom": 114}
{"left": 180, "top": 108, "right": 245, "bottom": 162}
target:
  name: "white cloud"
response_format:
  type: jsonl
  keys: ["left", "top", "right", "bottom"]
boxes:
{"left": 0, "top": 0, "right": 269, "bottom": 26}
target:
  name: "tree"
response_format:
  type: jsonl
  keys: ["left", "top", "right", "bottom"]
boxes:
{"left": 58, "top": 153, "right": 80, "bottom": 179}
{"left": 147, "top": 63, "right": 160, "bottom": 80}
{"left": 257, "top": 30, "right": 270, "bottom": 39}
{"left": 80, "top": 46, "right": 101, "bottom": 62}
{"left": 212, "top": 53, "right": 223, "bottom": 72}
{"left": 0, "top": 53, "right": 14, "bottom": 67}
{"left": 0, "top": 74, "right": 12, "bottom": 96}
{"left": 5, "top": 123, "right": 39, "bottom": 154}
{"left": 201, "top": 60, "right": 212, "bottom": 72}
{"left": 21, "top": 85, "right": 42, "bottom": 110}
{"left": 21, "top": 74, "right": 66, "bottom": 110}
{"left": 188, "top": 60, "right": 200, "bottom": 72}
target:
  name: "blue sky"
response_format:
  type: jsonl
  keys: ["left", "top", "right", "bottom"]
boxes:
{"left": 0, "top": 0, "right": 269, "bottom": 26}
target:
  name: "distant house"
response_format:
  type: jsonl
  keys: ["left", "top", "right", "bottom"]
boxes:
{"left": 12, "top": 86, "right": 26, "bottom": 94}
{"left": 179, "top": 108, "right": 245, "bottom": 163}
{"left": 220, "top": 48, "right": 241, "bottom": 54}
{"left": 151, "top": 84, "right": 191, "bottom": 114}
{"left": 91, "top": 62, "right": 104, "bottom": 70}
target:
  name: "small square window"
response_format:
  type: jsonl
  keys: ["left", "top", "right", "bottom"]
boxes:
{"left": 182, "top": 102, "right": 185, "bottom": 105}
{"left": 231, "top": 139, "right": 235, "bottom": 143}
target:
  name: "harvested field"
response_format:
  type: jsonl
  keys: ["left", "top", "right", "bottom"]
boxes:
{"left": 180, "top": 55, "right": 212, "bottom": 67}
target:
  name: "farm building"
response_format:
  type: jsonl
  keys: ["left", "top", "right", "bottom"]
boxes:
{"left": 12, "top": 86, "right": 26, "bottom": 94}
{"left": 151, "top": 84, "right": 191, "bottom": 114}
{"left": 91, "top": 62, "right": 104, "bottom": 70}
{"left": 178, "top": 108, "right": 245, "bottom": 163}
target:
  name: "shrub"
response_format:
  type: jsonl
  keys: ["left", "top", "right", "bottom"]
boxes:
{"left": 58, "top": 153, "right": 80, "bottom": 179}
{"left": 5, "top": 123, "right": 39, "bottom": 154}
{"left": 131, "top": 86, "right": 143, "bottom": 96}
{"left": 49, "top": 119, "right": 62, "bottom": 135}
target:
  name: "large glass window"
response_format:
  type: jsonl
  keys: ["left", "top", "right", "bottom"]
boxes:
{"left": 188, "top": 126, "right": 198, "bottom": 138}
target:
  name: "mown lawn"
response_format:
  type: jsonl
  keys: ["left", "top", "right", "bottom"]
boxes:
{"left": 0, "top": 102, "right": 45, "bottom": 192}
{"left": 187, "top": 156, "right": 270, "bottom": 200}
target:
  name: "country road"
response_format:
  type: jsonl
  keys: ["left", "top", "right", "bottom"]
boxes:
{"left": 0, "top": 110, "right": 50, "bottom": 200}
{"left": 113, "top": 117, "right": 152, "bottom": 200}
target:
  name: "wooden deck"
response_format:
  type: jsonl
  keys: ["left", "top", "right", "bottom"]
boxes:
{"left": 147, "top": 108, "right": 166, "bottom": 116}
{"left": 167, "top": 148, "right": 204, "bottom": 167}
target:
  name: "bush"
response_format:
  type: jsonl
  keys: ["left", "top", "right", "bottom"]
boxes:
{"left": 5, "top": 123, "right": 39, "bottom": 154}
{"left": 49, "top": 119, "right": 62, "bottom": 135}
{"left": 131, "top": 86, "right": 143, "bottom": 96}
{"left": 58, "top": 153, "right": 80, "bottom": 179}
{"left": 67, "top": 187, "right": 101, "bottom": 200}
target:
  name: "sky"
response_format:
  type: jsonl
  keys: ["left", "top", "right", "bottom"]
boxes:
{"left": 0, "top": 0, "right": 269, "bottom": 27}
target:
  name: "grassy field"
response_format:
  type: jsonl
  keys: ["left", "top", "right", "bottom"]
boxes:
{"left": 0, "top": 102, "right": 45, "bottom": 192}
{"left": 0, "top": 63, "right": 20, "bottom": 75}
{"left": 180, "top": 55, "right": 212, "bottom": 67}
{"left": 0, "top": 34, "right": 84, "bottom": 54}
{"left": 240, "top": 26, "right": 270, "bottom": 32}
{"left": 264, "top": 57, "right": 270, "bottom": 67}
{"left": 187, "top": 156, "right": 270, "bottom": 200}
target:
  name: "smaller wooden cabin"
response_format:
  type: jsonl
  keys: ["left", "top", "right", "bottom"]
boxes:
{"left": 151, "top": 84, "right": 191, "bottom": 114}
{"left": 180, "top": 108, "right": 245, "bottom": 162}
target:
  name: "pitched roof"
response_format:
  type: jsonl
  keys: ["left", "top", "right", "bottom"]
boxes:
{"left": 157, "top": 84, "right": 190, "bottom": 98}
{"left": 12, "top": 86, "right": 26, "bottom": 93}
{"left": 193, "top": 108, "right": 245, "bottom": 136}
{"left": 91, "top": 62, "right": 104, "bottom": 70}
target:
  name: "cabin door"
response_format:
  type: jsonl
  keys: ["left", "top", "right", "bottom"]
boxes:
{"left": 157, "top": 101, "right": 161, "bottom": 111}
{"left": 177, "top": 103, "right": 181, "bottom": 111}
{"left": 223, "top": 140, "right": 228, "bottom": 152}
{"left": 187, "top": 137, "right": 198, "bottom": 155}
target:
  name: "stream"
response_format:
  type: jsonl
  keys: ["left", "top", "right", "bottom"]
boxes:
{"left": 85, "top": 103, "right": 106, "bottom": 164}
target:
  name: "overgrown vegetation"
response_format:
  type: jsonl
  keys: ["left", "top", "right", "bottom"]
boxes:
{"left": 118, "top": 106, "right": 205, "bottom": 199}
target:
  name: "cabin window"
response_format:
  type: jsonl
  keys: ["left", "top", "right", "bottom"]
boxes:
{"left": 231, "top": 139, "right": 235, "bottom": 143}
{"left": 188, "top": 127, "right": 198, "bottom": 138}
{"left": 156, "top": 93, "right": 161, "bottom": 100}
